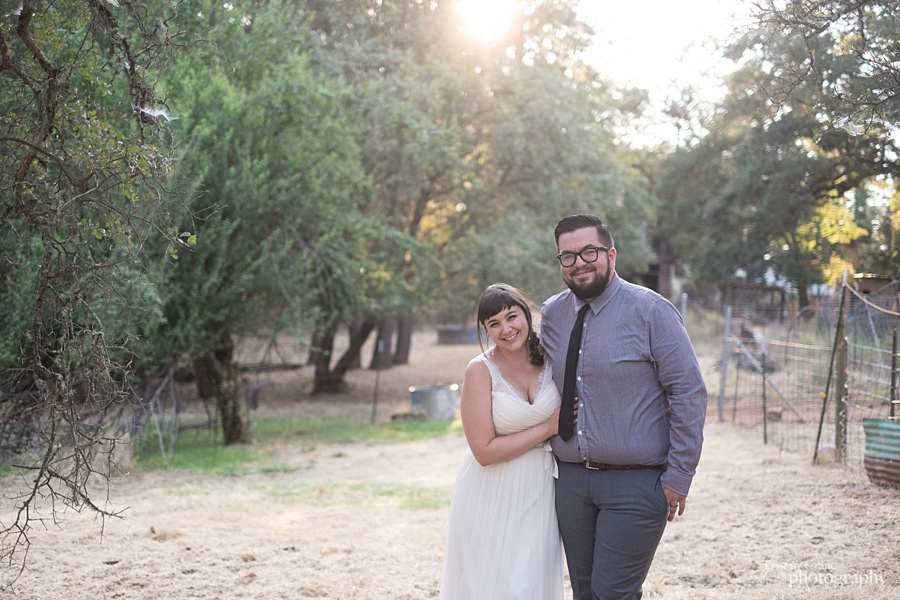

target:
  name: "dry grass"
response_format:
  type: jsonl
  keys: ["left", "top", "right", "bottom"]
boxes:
{"left": 2, "top": 327, "right": 898, "bottom": 599}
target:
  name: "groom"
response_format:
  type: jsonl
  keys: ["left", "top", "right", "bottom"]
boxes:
{"left": 541, "top": 214, "right": 707, "bottom": 599}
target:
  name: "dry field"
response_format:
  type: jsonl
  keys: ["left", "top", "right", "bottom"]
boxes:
{"left": 1, "top": 328, "right": 898, "bottom": 599}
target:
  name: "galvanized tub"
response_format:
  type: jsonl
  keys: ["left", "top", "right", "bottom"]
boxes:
{"left": 437, "top": 325, "right": 479, "bottom": 345}
{"left": 862, "top": 418, "right": 900, "bottom": 490}
{"left": 410, "top": 384, "right": 459, "bottom": 420}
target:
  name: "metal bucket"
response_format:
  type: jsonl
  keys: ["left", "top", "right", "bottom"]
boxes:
{"left": 410, "top": 384, "right": 459, "bottom": 420}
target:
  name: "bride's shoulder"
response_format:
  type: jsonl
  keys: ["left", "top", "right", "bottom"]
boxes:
{"left": 461, "top": 356, "right": 494, "bottom": 397}
{"left": 466, "top": 354, "right": 492, "bottom": 375}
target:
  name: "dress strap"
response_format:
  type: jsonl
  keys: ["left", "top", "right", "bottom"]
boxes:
{"left": 475, "top": 351, "right": 531, "bottom": 401}
{"left": 474, "top": 353, "right": 504, "bottom": 388}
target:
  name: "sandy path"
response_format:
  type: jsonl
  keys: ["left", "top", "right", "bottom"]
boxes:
{"left": 2, "top": 329, "right": 899, "bottom": 598}
{"left": 3, "top": 422, "right": 898, "bottom": 599}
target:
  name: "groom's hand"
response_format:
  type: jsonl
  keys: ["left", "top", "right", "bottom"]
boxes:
{"left": 662, "top": 486, "right": 686, "bottom": 522}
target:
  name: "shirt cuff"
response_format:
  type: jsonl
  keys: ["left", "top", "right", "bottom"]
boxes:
{"left": 660, "top": 467, "right": 693, "bottom": 497}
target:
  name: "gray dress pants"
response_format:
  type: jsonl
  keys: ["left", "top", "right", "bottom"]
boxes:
{"left": 555, "top": 462, "right": 669, "bottom": 600}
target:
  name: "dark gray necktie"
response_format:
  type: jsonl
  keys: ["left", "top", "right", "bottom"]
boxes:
{"left": 559, "top": 303, "right": 590, "bottom": 441}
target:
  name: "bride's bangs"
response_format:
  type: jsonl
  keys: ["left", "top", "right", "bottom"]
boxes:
{"left": 477, "top": 288, "right": 521, "bottom": 325}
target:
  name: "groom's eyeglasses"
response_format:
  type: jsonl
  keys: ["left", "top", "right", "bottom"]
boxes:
{"left": 556, "top": 246, "right": 609, "bottom": 268}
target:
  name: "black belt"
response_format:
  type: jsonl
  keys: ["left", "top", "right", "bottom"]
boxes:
{"left": 584, "top": 461, "right": 666, "bottom": 471}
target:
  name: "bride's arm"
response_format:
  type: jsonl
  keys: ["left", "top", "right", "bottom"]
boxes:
{"left": 460, "top": 359, "right": 560, "bottom": 467}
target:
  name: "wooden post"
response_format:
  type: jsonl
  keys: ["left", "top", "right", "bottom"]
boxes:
{"left": 835, "top": 273, "right": 849, "bottom": 464}
{"left": 717, "top": 305, "right": 732, "bottom": 423}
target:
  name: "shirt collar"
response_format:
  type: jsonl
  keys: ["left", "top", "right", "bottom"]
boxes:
{"left": 573, "top": 272, "right": 621, "bottom": 315}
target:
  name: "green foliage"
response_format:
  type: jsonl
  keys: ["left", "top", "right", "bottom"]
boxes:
{"left": 0, "top": 0, "right": 182, "bottom": 392}
{"left": 260, "top": 480, "right": 451, "bottom": 510}
{"left": 133, "top": 426, "right": 258, "bottom": 474}
{"left": 250, "top": 413, "right": 459, "bottom": 445}
{"left": 3, "top": 0, "right": 700, "bottom": 452}
{"left": 0, "top": 0, "right": 194, "bottom": 569}
{"left": 658, "top": 26, "right": 897, "bottom": 299}
{"left": 155, "top": 11, "right": 373, "bottom": 366}
{"left": 0, "top": 237, "right": 41, "bottom": 375}
{"left": 297, "top": 0, "right": 653, "bottom": 324}
{"left": 1, "top": 0, "right": 185, "bottom": 392}
{"left": 681, "top": 1, "right": 900, "bottom": 290}
{"left": 132, "top": 413, "right": 459, "bottom": 473}
{"left": 746, "top": 0, "right": 900, "bottom": 127}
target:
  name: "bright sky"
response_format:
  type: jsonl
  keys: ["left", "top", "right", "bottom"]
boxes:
{"left": 454, "top": 0, "right": 755, "bottom": 97}
{"left": 454, "top": 0, "right": 758, "bottom": 144}
{"left": 577, "top": 0, "right": 757, "bottom": 144}
{"left": 578, "top": 0, "right": 755, "bottom": 97}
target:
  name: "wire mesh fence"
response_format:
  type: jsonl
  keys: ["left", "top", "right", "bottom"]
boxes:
{"left": 688, "top": 279, "right": 900, "bottom": 473}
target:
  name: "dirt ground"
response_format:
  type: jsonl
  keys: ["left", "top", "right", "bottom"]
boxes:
{"left": 2, "top": 328, "right": 899, "bottom": 599}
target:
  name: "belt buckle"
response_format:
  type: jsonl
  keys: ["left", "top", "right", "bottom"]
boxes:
{"left": 585, "top": 460, "right": 599, "bottom": 470}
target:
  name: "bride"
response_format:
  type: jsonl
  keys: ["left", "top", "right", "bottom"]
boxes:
{"left": 440, "top": 283, "right": 564, "bottom": 600}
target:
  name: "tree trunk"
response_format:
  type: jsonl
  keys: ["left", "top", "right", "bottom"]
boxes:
{"left": 334, "top": 318, "right": 376, "bottom": 374}
{"left": 370, "top": 320, "right": 395, "bottom": 370}
{"left": 193, "top": 334, "right": 249, "bottom": 445}
{"left": 312, "top": 319, "right": 382, "bottom": 394}
{"left": 393, "top": 316, "right": 413, "bottom": 365}
{"left": 798, "top": 282, "right": 810, "bottom": 313}
{"left": 342, "top": 318, "right": 367, "bottom": 370}
{"left": 312, "top": 323, "right": 345, "bottom": 394}
{"left": 306, "top": 323, "right": 325, "bottom": 366}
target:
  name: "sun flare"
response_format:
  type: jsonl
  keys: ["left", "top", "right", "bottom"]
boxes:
{"left": 454, "top": 0, "right": 518, "bottom": 40}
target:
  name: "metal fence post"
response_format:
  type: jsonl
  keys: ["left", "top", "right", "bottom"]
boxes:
{"left": 732, "top": 351, "right": 741, "bottom": 423}
{"left": 835, "top": 278, "right": 849, "bottom": 464}
{"left": 761, "top": 334, "right": 768, "bottom": 445}
{"left": 814, "top": 274, "right": 847, "bottom": 464}
{"left": 371, "top": 339, "right": 383, "bottom": 424}
{"left": 891, "top": 327, "right": 897, "bottom": 419}
{"left": 717, "top": 305, "right": 732, "bottom": 423}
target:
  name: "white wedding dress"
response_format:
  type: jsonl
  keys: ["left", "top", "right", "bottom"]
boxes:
{"left": 440, "top": 352, "right": 563, "bottom": 600}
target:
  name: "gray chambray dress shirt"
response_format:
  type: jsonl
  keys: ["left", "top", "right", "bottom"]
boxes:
{"left": 542, "top": 273, "right": 707, "bottom": 496}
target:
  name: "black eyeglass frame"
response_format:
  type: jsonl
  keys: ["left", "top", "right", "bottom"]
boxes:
{"left": 556, "top": 246, "right": 609, "bottom": 268}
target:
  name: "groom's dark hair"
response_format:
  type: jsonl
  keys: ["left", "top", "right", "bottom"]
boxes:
{"left": 554, "top": 214, "right": 614, "bottom": 249}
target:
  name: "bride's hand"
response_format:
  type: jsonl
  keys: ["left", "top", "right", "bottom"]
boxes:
{"left": 546, "top": 406, "right": 561, "bottom": 437}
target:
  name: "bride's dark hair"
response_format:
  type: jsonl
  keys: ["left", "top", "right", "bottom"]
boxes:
{"left": 476, "top": 283, "right": 544, "bottom": 366}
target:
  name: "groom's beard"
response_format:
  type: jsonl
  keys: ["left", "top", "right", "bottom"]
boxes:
{"left": 564, "top": 255, "right": 613, "bottom": 301}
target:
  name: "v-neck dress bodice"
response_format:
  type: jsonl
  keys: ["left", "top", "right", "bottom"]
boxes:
{"left": 478, "top": 353, "right": 559, "bottom": 436}
{"left": 439, "top": 352, "right": 563, "bottom": 600}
